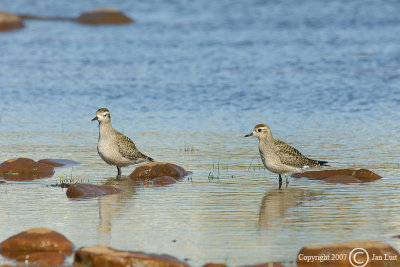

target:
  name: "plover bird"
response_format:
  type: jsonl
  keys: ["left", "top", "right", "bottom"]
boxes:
{"left": 245, "top": 124, "right": 328, "bottom": 189}
{"left": 92, "top": 108, "right": 153, "bottom": 177}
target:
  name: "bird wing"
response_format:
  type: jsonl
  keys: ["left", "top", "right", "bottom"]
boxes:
{"left": 115, "top": 131, "right": 150, "bottom": 161}
{"left": 274, "top": 139, "right": 316, "bottom": 168}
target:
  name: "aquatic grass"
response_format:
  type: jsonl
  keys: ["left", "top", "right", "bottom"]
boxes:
{"left": 50, "top": 168, "right": 83, "bottom": 188}
{"left": 183, "top": 142, "right": 195, "bottom": 153}
{"left": 212, "top": 160, "right": 231, "bottom": 171}
{"left": 50, "top": 176, "right": 80, "bottom": 188}
{"left": 208, "top": 160, "right": 236, "bottom": 181}
{"left": 208, "top": 160, "right": 221, "bottom": 181}
{"left": 208, "top": 171, "right": 219, "bottom": 181}
{"left": 246, "top": 159, "right": 265, "bottom": 172}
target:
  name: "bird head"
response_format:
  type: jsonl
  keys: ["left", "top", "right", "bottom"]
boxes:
{"left": 92, "top": 108, "right": 111, "bottom": 123}
{"left": 244, "top": 124, "right": 272, "bottom": 139}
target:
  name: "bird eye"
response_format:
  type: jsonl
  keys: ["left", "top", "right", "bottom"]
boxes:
{"left": 257, "top": 128, "right": 262, "bottom": 132}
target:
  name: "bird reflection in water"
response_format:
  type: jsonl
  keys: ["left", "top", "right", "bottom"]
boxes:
{"left": 259, "top": 187, "right": 319, "bottom": 229}
{"left": 97, "top": 176, "right": 137, "bottom": 244}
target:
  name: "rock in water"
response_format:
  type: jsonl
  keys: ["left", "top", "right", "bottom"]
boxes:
{"left": 0, "top": 228, "right": 74, "bottom": 264}
{"left": 74, "top": 245, "right": 190, "bottom": 267}
{"left": 291, "top": 169, "right": 382, "bottom": 183}
{"left": 0, "top": 11, "right": 24, "bottom": 32}
{"left": 66, "top": 183, "right": 125, "bottom": 198}
{"left": 76, "top": 7, "right": 133, "bottom": 25}
{"left": 130, "top": 162, "right": 189, "bottom": 181}
{"left": 0, "top": 158, "right": 54, "bottom": 180}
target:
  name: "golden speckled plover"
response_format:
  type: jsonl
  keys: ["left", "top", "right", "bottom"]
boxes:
{"left": 92, "top": 108, "right": 153, "bottom": 177}
{"left": 245, "top": 123, "right": 328, "bottom": 189}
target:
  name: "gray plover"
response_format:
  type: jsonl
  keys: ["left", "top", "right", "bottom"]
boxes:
{"left": 92, "top": 108, "right": 153, "bottom": 177}
{"left": 245, "top": 123, "right": 328, "bottom": 189}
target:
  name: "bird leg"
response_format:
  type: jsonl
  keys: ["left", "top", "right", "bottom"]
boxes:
{"left": 285, "top": 175, "right": 289, "bottom": 188}
{"left": 117, "top": 167, "right": 121, "bottom": 178}
{"left": 278, "top": 174, "right": 282, "bottom": 189}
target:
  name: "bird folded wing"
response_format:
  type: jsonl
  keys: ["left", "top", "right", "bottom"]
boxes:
{"left": 115, "top": 132, "right": 142, "bottom": 160}
{"left": 274, "top": 139, "right": 310, "bottom": 168}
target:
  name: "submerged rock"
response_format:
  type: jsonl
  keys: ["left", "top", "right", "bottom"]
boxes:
{"left": 76, "top": 7, "right": 133, "bottom": 25}
{"left": 297, "top": 241, "right": 400, "bottom": 266}
{"left": 0, "top": 157, "right": 54, "bottom": 180}
{"left": 38, "top": 158, "right": 65, "bottom": 167}
{"left": 17, "top": 14, "right": 73, "bottom": 21}
{"left": 130, "top": 162, "right": 189, "bottom": 181}
{"left": 149, "top": 176, "right": 177, "bottom": 185}
{"left": 66, "top": 183, "right": 125, "bottom": 199}
{"left": 322, "top": 175, "right": 361, "bottom": 184}
{"left": 0, "top": 228, "right": 74, "bottom": 264}
{"left": 0, "top": 6, "right": 133, "bottom": 33}
{"left": 0, "top": 11, "right": 24, "bottom": 32}
{"left": 38, "top": 158, "right": 80, "bottom": 167}
{"left": 16, "top": 7, "right": 133, "bottom": 25}
{"left": 291, "top": 169, "right": 381, "bottom": 184}
{"left": 74, "top": 245, "right": 190, "bottom": 267}
{"left": 17, "top": 251, "right": 65, "bottom": 265}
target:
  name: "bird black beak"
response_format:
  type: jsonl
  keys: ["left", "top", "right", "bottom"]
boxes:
{"left": 91, "top": 116, "right": 98, "bottom": 121}
{"left": 244, "top": 132, "right": 253, "bottom": 137}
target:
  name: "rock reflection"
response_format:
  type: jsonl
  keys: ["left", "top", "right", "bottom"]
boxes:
{"left": 259, "top": 188, "right": 318, "bottom": 229}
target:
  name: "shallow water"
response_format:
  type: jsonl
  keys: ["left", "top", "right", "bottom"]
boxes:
{"left": 1, "top": 0, "right": 400, "bottom": 266}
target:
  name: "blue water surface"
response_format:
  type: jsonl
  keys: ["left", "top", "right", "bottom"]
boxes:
{"left": 0, "top": 0, "right": 399, "bottom": 266}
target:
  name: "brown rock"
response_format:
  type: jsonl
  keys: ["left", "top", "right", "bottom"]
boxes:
{"left": 292, "top": 169, "right": 381, "bottom": 183}
{"left": 0, "top": 11, "right": 24, "bottom": 32}
{"left": 0, "top": 158, "right": 54, "bottom": 180}
{"left": 66, "top": 183, "right": 125, "bottom": 199}
{"left": 130, "top": 162, "right": 188, "bottom": 181}
{"left": 241, "top": 263, "right": 284, "bottom": 267}
{"left": 76, "top": 7, "right": 133, "bottom": 25}
{"left": 0, "top": 228, "right": 74, "bottom": 263}
{"left": 297, "top": 241, "right": 400, "bottom": 266}
{"left": 323, "top": 175, "right": 361, "bottom": 184}
{"left": 149, "top": 176, "right": 177, "bottom": 185}
{"left": 15, "top": 251, "right": 65, "bottom": 265}
{"left": 353, "top": 169, "right": 382, "bottom": 181}
{"left": 74, "top": 245, "right": 189, "bottom": 267}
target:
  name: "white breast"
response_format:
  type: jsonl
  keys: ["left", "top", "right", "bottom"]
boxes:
{"left": 260, "top": 150, "right": 301, "bottom": 175}
{"left": 97, "top": 125, "right": 131, "bottom": 167}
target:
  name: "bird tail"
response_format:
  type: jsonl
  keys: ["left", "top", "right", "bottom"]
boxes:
{"left": 318, "top": 160, "right": 329, "bottom": 166}
{"left": 147, "top": 156, "right": 154, "bottom": 162}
